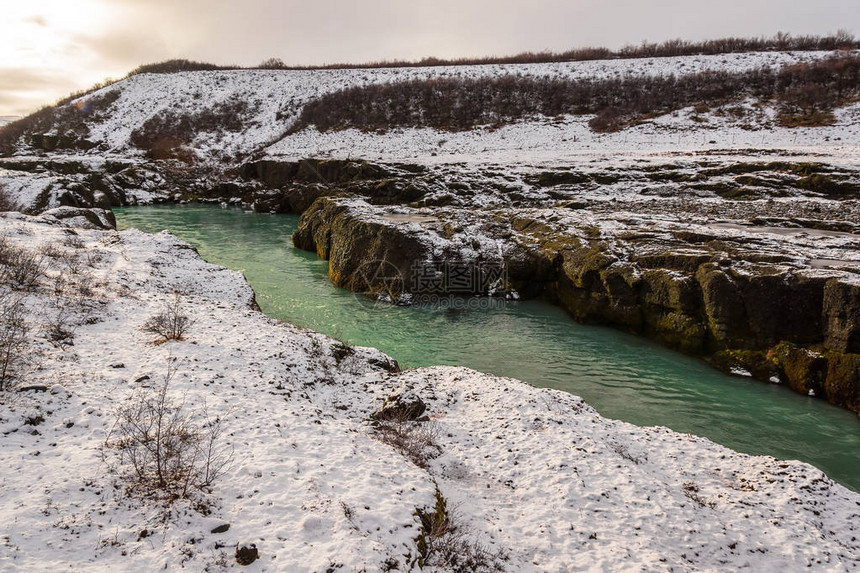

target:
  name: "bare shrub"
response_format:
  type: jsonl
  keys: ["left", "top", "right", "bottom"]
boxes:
{"left": 0, "top": 239, "right": 45, "bottom": 290}
{"left": 61, "top": 232, "right": 84, "bottom": 250}
{"left": 42, "top": 306, "right": 75, "bottom": 349}
{"left": 127, "top": 59, "right": 224, "bottom": 75}
{"left": 611, "top": 442, "right": 646, "bottom": 465}
{"left": 373, "top": 412, "right": 440, "bottom": 468}
{"left": 106, "top": 366, "right": 234, "bottom": 500}
{"left": 777, "top": 84, "right": 838, "bottom": 126}
{"left": 411, "top": 485, "right": 506, "bottom": 572}
{"left": 0, "top": 292, "right": 29, "bottom": 391}
{"left": 682, "top": 482, "right": 717, "bottom": 509}
{"left": 129, "top": 97, "right": 256, "bottom": 160}
{"left": 272, "top": 31, "right": 860, "bottom": 71}
{"left": 258, "top": 57, "right": 287, "bottom": 70}
{"left": 143, "top": 294, "right": 194, "bottom": 343}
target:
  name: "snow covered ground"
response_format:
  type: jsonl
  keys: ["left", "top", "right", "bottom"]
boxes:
{"left": 0, "top": 212, "right": 858, "bottom": 571}
{"left": 267, "top": 101, "right": 860, "bottom": 167}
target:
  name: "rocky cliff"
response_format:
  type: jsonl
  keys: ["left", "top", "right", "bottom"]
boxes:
{"left": 282, "top": 158, "right": 860, "bottom": 414}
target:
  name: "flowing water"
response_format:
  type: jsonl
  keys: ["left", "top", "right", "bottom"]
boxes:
{"left": 115, "top": 205, "right": 860, "bottom": 491}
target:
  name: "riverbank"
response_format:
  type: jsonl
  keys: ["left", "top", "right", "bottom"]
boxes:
{"left": 1, "top": 210, "right": 859, "bottom": 570}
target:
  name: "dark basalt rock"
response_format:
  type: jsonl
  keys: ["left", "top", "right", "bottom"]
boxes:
{"left": 824, "top": 280, "right": 860, "bottom": 354}
{"left": 372, "top": 389, "right": 427, "bottom": 422}
{"left": 528, "top": 170, "right": 592, "bottom": 187}
{"left": 235, "top": 543, "right": 258, "bottom": 566}
{"left": 237, "top": 159, "right": 432, "bottom": 213}
{"left": 41, "top": 207, "right": 116, "bottom": 230}
{"left": 241, "top": 158, "right": 420, "bottom": 187}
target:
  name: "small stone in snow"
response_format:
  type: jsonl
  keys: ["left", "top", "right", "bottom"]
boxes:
{"left": 17, "top": 385, "right": 49, "bottom": 393}
{"left": 235, "top": 542, "right": 258, "bottom": 565}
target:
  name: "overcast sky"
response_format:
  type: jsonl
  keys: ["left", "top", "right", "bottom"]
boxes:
{"left": 0, "top": 0, "right": 857, "bottom": 116}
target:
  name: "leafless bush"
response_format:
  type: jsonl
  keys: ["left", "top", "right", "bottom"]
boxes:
{"left": 106, "top": 366, "right": 234, "bottom": 500}
{"left": 0, "top": 239, "right": 45, "bottom": 290}
{"left": 42, "top": 306, "right": 75, "bottom": 349}
{"left": 411, "top": 485, "right": 506, "bottom": 572}
{"left": 127, "top": 59, "right": 225, "bottom": 75}
{"left": 611, "top": 442, "right": 645, "bottom": 465}
{"left": 60, "top": 232, "right": 84, "bottom": 250}
{"left": 269, "top": 31, "right": 859, "bottom": 71}
{"left": 777, "top": 84, "right": 838, "bottom": 126}
{"left": 258, "top": 57, "right": 287, "bottom": 70}
{"left": 683, "top": 482, "right": 717, "bottom": 509}
{"left": 143, "top": 294, "right": 194, "bottom": 343}
{"left": 129, "top": 97, "right": 256, "bottom": 160}
{"left": 0, "top": 292, "right": 29, "bottom": 391}
{"left": 373, "top": 412, "right": 440, "bottom": 468}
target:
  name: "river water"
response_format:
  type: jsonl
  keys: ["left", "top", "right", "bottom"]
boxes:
{"left": 115, "top": 204, "right": 860, "bottom": 491}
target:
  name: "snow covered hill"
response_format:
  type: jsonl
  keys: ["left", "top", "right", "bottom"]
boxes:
{"left": 0, "top": 211, "right": 858, "bottom": 571}
{"left": 42, "top": 51, "right": 854, "bottom": 160}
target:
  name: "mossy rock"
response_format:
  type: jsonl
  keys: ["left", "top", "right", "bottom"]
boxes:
{"left": 796, "top": 174, "right": 860, "bottom": 198}
{"left": 644, "top": 310, "right": 706, "bottom": 354}
{"left": 769, "top": 342, "right": 828, "bottom": 396}
{"left": 561, "top": 243, "right": 616, "bottom": 290}
{"left": 696, "top": 264, "right": 750, "bottom": 349}
{"left": 823, "top": 353, "right": 860, "bottom": 414}
{"left": 710, "top": 349, "right": 778, "bottom": 380}
{"left": 640, "top": 270, "right": 701, "bottom": 313}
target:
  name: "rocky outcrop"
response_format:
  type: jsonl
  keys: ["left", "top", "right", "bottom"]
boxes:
{"left": 0, "top": 158, "right": 174, "bottom": 213}
{"left": 239, "top": 158, "right": 433, "bottom": 213}
{"left": 292, "top": 198, "right": 432, "bottom": 292}
{"left": 293, "top": 196, "right": 860, "bottom": 415}
{"left": 40, "top": 207, "right": 117, "bottom": 230}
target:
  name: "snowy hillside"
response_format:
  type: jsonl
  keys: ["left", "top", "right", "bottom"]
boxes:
{"left": 70, "top": 50, "right": 840, "bottom": 160}
{"left": 0, "top": 211, "right": 858, "bottom": 571}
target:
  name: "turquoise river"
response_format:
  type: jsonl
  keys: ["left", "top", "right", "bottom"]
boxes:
{"left": 115, "top": 205, "right": 860, "bottom": 492}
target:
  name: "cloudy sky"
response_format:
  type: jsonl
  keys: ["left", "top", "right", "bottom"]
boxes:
{"left": 0, "top": 0, "right": 857, "bottom": 116}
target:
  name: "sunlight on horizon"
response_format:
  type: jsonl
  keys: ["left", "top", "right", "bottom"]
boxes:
{"left": 0, "top": 0, "right": 123, "bottom": 115}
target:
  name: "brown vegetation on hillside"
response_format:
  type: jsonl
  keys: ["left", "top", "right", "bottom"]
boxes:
{"left": 290, "top": 55, "right": 860, "bottom": 133}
